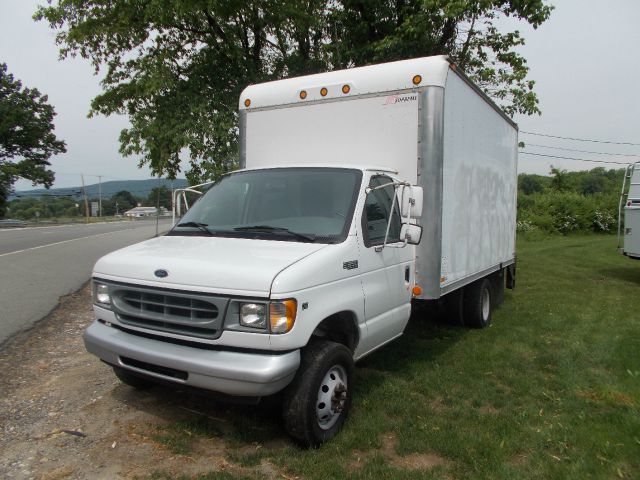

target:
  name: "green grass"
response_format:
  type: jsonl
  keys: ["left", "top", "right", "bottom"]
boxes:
{"left": 149, "top": 234, "right": 640, "bottom": 479}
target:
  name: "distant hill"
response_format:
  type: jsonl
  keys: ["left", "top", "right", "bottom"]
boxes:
{"left": 10, "top": 178, "right": 189, "bottom": 200}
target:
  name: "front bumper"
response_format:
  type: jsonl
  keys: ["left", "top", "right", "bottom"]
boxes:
{"left": 84, "top": 321, "right": 300, "bottom": 396}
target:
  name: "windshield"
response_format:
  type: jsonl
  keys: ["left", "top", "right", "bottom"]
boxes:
{"left": 170, "top": 167, "right": 362, "bottom": 243}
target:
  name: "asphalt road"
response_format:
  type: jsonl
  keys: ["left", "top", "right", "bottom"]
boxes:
{"left": 0, "top": 219, "right": 172, "bottom": 346}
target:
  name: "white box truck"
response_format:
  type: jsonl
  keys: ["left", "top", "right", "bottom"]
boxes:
{"left": 84, "top": 55, "right": 518, "bottom": 447}
{"left": 619, "top": 162, "right": 640, "bottom": 259}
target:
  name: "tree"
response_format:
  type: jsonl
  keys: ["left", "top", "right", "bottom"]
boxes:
{"left": 111, "top": 190, "right": 138, "bottom": 213}
{"left": 519, "top": 174, "right": 546, "bottom": 195}
{"left": 550, "top": 166, "right": 571, "bottom": 193}
{"left": 35, "top": 1, "right": 552, "bottom": 183}
{"left": 0, "top": 63, "right": 66, "bottom": 218}
{"left": 147, "top": 186, "right": 172, "bottom": 209}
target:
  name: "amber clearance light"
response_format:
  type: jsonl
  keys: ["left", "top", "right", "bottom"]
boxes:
{"left": 412, "top": 74, "right": 422, "bottom": 85}
{"left": 244, "top": 98, "right": 251, "bottom": 107}
{"left": 299, "top": 90, "right": 308, "bottom": 100}
{"left": 342, "top": 84, "right": 351, "bottom": 94}
{"left": 320, "top": 87, "right": 328, "bottom": 97}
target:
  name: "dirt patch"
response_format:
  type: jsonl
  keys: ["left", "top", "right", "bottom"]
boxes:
{"left": 576, "top": 389, "right": 635, "bottom": 407}
{"left": 382, "top": 434, "right": 449, "bottom": 470}
{"left": 478, "top": 404, "right": 500, "bottom": 415}
{"left": 507, "top": 453, "right": 529, "bottom": 467}
{"left": 348, "top": 434, "right": 449, "bottom": 472}
{"left": 0, "top": 285, "right": 290, "bottom": 479}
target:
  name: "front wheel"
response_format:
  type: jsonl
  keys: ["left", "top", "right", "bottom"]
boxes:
{"left": 282, "top": 340, "right": 354, "bottom": 448}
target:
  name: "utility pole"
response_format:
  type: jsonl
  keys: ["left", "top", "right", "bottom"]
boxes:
{"left": 98, "top": 175, "right": 102, "bottom": 217}
{"left": 81, "top": 174, "right": 90, "bottom": 222}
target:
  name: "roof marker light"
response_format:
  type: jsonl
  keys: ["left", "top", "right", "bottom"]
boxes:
{"left": 412, "top": 75, "right": 422, "bottom": 85}
{"left": 320, "top": 87, "right": 328, "bottom": 97}
{"left": 244, "top": 98, "right": 251, "bottom": 107}
{"left": 299, "top": 90, "right": 307, "bottom": 100}
{"left": 342, "top": 84, "right": 350, "bottom": 94}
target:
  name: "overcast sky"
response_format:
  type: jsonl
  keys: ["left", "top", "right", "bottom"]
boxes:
{"left": 2, "top": 0, "right": 639, "bottom": 190}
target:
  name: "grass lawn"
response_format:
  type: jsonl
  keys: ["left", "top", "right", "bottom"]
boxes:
{"left": 147, "top": 234, "right": 640, "bottom": 479}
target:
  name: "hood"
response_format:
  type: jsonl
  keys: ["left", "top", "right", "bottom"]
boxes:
{"left": 93, "top": 235, "right": 327, "bottom": 297}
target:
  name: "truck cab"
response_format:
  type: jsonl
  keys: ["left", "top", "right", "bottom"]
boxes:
{"left": 86, "top": 165, "right": 423, "bottom": 446}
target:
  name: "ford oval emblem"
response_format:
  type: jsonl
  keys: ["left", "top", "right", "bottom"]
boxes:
{"left": 154, "top": 269, "right": 169, "bottom": 278}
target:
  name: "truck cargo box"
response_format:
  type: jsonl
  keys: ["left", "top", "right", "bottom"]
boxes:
{"left": 239, "top": 55, "right": 518, "bottom": 299}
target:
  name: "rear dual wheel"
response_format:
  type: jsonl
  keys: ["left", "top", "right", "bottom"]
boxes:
{"left": 442, "top": 277, "right": 493, "bottom": 328}
{"left": 463, "top": 278, "right": 492, "bottom": 328}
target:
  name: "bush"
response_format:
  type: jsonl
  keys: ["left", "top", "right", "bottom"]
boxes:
{"left": 517, "top": 190, "right": 618, "bottom": 235}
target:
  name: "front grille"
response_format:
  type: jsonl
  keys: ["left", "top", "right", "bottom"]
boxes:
{"left": 118, "top": 313, "right": 220, "bottom": 339}
{"left": 120, "top": 291, "right": 218, "bottom": 321}
{"left": 109, "top": 284, "right": 228, "bottom": 340}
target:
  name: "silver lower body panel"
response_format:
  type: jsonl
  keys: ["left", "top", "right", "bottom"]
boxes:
{"left": 84, "top": 321, "right": 300, "bottom": 396}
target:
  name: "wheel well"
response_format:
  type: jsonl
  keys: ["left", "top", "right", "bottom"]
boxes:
{"left": 310, "top": 311, "right": 359, "bottom": 353}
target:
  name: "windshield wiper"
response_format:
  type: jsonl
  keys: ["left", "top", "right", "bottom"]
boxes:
{"left": 234, "top": 225, "right": 316, "bottom": 242}
{"left": 175, "top": 221, "right": 215, "bottom": 236}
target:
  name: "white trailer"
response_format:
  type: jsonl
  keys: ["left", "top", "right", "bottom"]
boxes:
{"left": 619, "top": 162, "right": 640, "bottom": 259}
{"left": 84, "top": 56, "right": 518, "bottom": 447}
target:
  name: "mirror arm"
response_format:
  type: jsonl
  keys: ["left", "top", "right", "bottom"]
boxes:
{"left": 382, "top": 186, "right": 402, "bottom": 248}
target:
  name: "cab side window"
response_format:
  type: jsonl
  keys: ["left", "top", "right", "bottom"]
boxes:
{"left": 363, "top": 175, "right": 401, "bottom": 246}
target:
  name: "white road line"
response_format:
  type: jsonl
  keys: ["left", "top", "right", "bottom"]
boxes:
{"left": 0, "top": 228, "right": 140, "bottom": 258}
{"left": 0, "top": 221, "right": 139, "bottom": 233}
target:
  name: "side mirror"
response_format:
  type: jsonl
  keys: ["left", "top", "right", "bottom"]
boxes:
{"left": 401, "top": 223, "right": 423, "bottom": 245}
{"left": 400, "top": 186, "right": 423, "bottom": 219}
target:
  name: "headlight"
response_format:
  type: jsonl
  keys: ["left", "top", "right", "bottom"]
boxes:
{"left": 240, "top": 303, "right": 267, "bottom": 329}
{"left": 93, "top": 281, "right": 111, "bottom": 305}
{"left": 269, "top": 299, "right": 297, "bottom": 334}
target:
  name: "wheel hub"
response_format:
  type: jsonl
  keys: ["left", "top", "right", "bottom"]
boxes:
{"left": 316, "top": 365, "right": 348, "bottom": 430}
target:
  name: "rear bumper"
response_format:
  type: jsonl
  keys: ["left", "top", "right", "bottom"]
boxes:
{"left": 84, "top": 321, "right": 300, "bottom": 396}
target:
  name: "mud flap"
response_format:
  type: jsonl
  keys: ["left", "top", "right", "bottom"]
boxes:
{"left": 506, "top": 262, "right": 516, "bottom": 290}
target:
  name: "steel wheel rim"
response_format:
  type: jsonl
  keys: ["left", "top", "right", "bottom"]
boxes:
{"left": 482, "top": 287, "right": 490, "bottom": 321}
{"left": 316, "top": 364, "right": 348, "bottom": 430}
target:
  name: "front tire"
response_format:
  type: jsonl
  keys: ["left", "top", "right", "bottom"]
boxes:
{"left": 282, "top": 340, "right": 354, "bottom": 448}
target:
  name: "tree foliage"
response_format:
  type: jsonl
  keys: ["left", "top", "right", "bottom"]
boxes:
{"left": 147, "top": 186, "right": 172, "bottom": 209}
{"left": 517, "top": 167, "right": 625, "bottom": 235}
{"left": 0, "top": 63, "right": 66, "bottom": 217}
{"left": 36, "top": 0, "right": 552, "bottom": 182}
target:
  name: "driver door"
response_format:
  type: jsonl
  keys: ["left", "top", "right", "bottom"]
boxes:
{"left": 357, "top": 174, "right": 413, "bottom": 355}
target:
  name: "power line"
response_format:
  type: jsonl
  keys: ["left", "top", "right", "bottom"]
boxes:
{"left": 521, "top": 131, "right": 640, "bottom": 146}
{"left": 519, "top": 151, "right": 629, "bottom": 165}
{"left": 524, "top": 143, "right": 640, "bottom": 158}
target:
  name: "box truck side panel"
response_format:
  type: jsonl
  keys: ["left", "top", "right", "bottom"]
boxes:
{"left": 440, "top": 71, "right": 518, "bottom": 290}
{"left": 624, "top": 209, "right": 640, "bottom": 258}
{"left": 244, "top": 94, "right": 420, "bottom": 184}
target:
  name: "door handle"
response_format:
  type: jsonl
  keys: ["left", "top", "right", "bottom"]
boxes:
{"left": 405, "top": 266, "right": 410, "bottom": 282}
